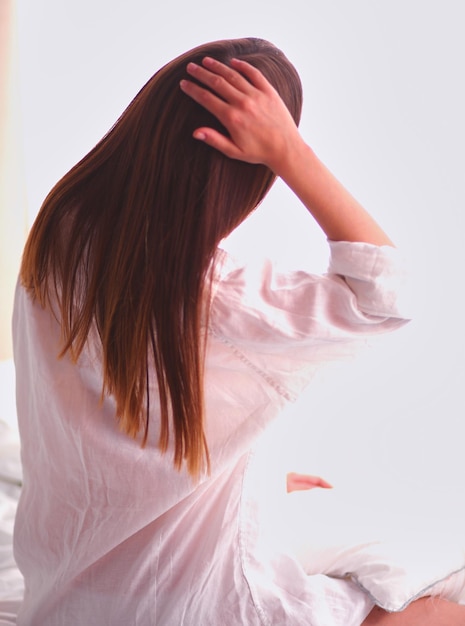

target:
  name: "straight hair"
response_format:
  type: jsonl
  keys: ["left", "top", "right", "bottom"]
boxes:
{"left": 20, "top": 37, "right": 303, "bottom": 477}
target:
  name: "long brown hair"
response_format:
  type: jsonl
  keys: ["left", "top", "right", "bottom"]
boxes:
{"left": 20, "top": 38, "right": 303, "bottom": 477}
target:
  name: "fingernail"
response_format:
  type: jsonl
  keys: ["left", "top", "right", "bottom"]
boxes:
{"left": 193, "top": 131, "right": 206, "bottom": 141}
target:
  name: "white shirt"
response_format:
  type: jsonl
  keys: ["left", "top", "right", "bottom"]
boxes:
{"left": 12, "top": 240, "right": 409, "bottom": 625}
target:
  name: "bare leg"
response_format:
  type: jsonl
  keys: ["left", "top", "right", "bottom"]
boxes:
{"left": 362, "top": 597, "right": 465, "bottom": 626}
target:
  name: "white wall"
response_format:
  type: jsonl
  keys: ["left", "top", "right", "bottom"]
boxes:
{"left": 0, "top": 0, "right": 27, "bottom": 359}
{"left": 15, "top": 1, "right": 465, "bottom": 508}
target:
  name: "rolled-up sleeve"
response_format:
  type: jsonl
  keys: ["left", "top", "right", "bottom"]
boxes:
{"left": 209, "top": 241, "right": 411, "bottom": 400}
{"left": 327, "top": 240, "right": 410, "bottom": 319}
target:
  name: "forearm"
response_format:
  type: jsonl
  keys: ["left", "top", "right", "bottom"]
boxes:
{"left": 182, "top": 56, "right": 394, "bottom": 249}
{"left": 274, "top": 139, "right": 394, "bottom": 247}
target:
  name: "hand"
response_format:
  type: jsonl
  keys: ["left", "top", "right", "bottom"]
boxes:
{"left": 181, "top": 57, "right": 393, "bottom": 247}
{"left": 286, "top": 472, "right": 333, "bottom": 493}
{"left": 179, "top": 56, "right": 303, "bottom": 175}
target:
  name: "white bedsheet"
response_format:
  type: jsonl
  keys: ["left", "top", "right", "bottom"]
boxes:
{"left": 0, "top": 462, "right": 23, "bottom": 624}
{"left": 0, "top": 361, "right": 23, "bottom": 625}
{"left": 249, "top": 411, "right": 465, "bottom": 616}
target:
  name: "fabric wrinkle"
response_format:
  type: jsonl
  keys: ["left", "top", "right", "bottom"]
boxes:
{"left": 13, "top": 240, "right": 412, "bottom": 625}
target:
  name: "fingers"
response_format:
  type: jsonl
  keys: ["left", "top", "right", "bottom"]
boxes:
{"left": 179, "top": 77, "right": 230, "bottom": 123}
{"left": 286, "top": 473, "right": 334, "bottom": 493}
{"left": 182, "top": 58, "right": 253, "bottom": 113}
{"left": 191, "top": 127, "right": 241, "bottom": 160}
{"left": 180, "top": 56, "right": 270, "bottom": 110}
{"left": 179, "top": 56, "right": 282, "bottom": 165}
{"left": 195, "top": 57, "right": 256, "bottom": 99}
{"left": 179, "top": 58, "right": 260, "bottom": 157}
{"left": 230, "top": 57, "right": 273, "bottom": 92}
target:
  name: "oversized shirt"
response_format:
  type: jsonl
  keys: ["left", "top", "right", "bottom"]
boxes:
{"left": 12, "top": 241, "right": 410, "bottom": 625}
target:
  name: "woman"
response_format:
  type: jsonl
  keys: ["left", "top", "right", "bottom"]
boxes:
{"left": 13, "top": 38, "right": 464, "bottom": 624}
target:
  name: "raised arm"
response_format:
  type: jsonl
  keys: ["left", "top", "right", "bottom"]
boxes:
{"left": 180, "top": 57, "right": 393, "bottom": 247}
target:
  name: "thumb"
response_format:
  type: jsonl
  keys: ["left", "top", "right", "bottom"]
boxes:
{"left": 193, "top": 128, "right": 243, "bottom": 161}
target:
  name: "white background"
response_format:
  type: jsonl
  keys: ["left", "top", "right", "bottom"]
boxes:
{"left": 14, "top": 1, "right": 465, "bottom": 516}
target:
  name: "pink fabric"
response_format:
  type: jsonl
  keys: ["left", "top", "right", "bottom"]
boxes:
{"left": 12, "top": 241, "right": 409, "bottom": 625}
